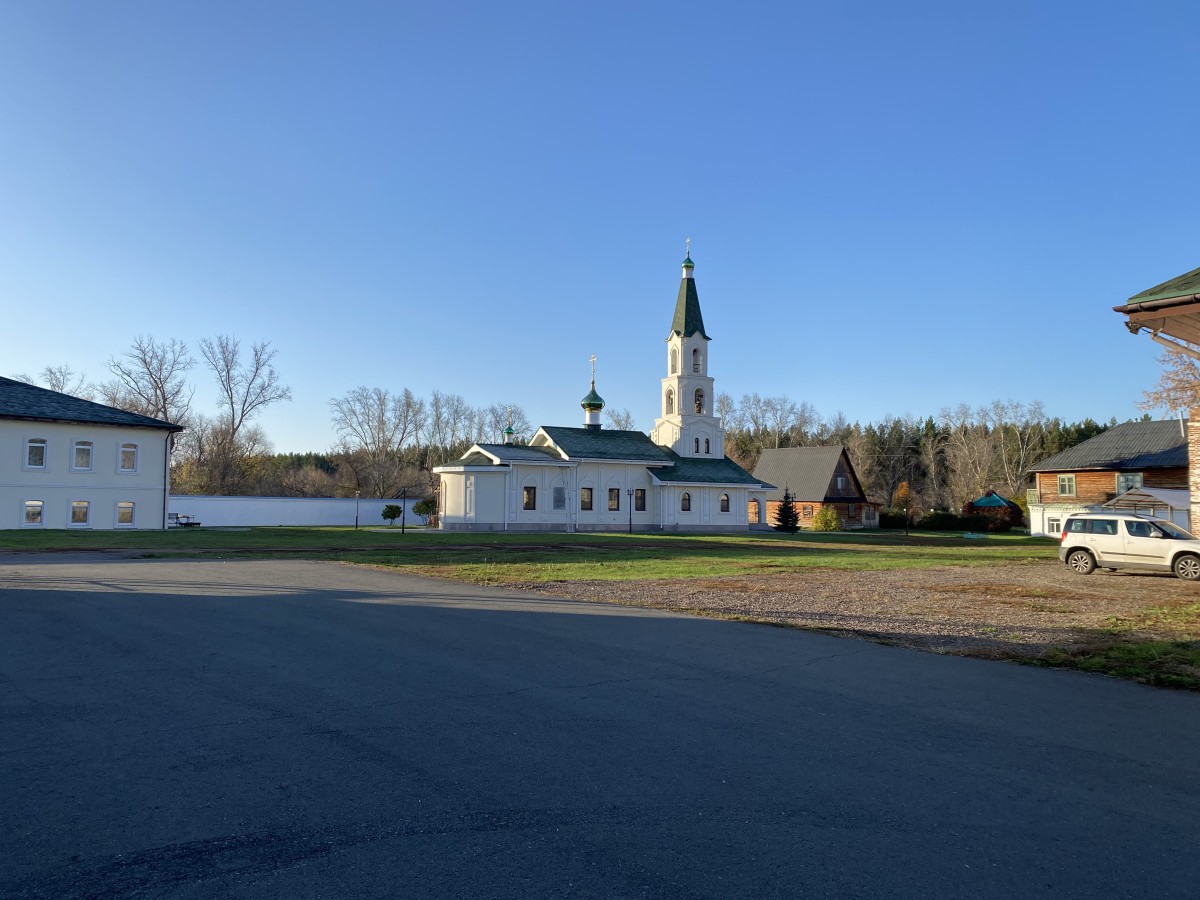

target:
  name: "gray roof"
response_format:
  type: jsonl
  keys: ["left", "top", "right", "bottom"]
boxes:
{"left": 441, "top": 444, "right": 566, "bottom": 468}
{"left": 1031, "top": 420, "right": 1188, "bottom": 472}
{"left": 537, "top": 427, "right": 674, "bottom": 462}
{"left": 0, "top": 376, "right": 181, "bottom": 431}
{"left": 752, "top": 446, "right": 867, "bottom": 502}
{"left": 652, "top": 450, "right": 773, "bottom": 487}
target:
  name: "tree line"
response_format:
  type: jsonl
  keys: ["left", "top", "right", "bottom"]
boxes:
{"left": 18, "top": 337, "right": 1189, "bottom": 509}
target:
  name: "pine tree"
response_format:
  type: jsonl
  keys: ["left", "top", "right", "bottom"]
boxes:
{"left": 773, "top": 488, "right": 800, "bottom": 534}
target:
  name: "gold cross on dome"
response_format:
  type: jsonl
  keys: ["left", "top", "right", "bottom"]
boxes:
{"left": 685, "top": 236, "right": 691, "bottom": 256}
{"left": 589, "top": 354, "right": 597, "bottom": 381}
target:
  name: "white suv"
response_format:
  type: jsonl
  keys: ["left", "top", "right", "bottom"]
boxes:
{"left": 1059, "top": 513, "right": 1200, "bottom": 580}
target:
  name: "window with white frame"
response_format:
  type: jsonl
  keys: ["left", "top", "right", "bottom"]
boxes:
{"left": 70, "top": 500, "right": 90, "bottom": 526}
{"left": 73, "top": 441, "right": 93, "bottom": 471}
{"left": 552, "top": 486, "right": 566, "bottom": 511}
{"left": 1116, "top": 472, "right": 1143, "bottom": 493}
{"left": 580, "top": 487, "right": 593, "bottom": 511}
{"left": 634, "top": 488, "right": 646, "bottom": 511}
{"left": 1047, "top": 517, "right": 1061, "bottom": 535}
{"left": 24, "top": 501, "right": 44, "bottom": 526}
{"left": 1057, "top": 474, "right": 1076, "bottom": 497}
{"left": 608, "top": 488, "right": 620, "bottom": 511}
{"left": 25, "top": 439, "right": 46, "bottom": 469}
{"left": 720, "top": 493, "right": 730, "bottom": 513}
{"left": 119, "top": 443, "right": 139, "bottom": 472}
{"left": 116, "top": 501, "right": 135, "bottom": 526}
{"left": 680, "top": 492, "right": 691, "bottom": 512}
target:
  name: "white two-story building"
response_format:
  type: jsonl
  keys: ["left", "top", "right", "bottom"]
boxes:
{"left": 1, "top": 377, "right": 183, "bottom": 529}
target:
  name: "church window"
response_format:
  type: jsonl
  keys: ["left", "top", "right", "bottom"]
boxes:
{"left": 634, "top": 489, "right": 646, "bottom": 511}
{"left": 694, "top": 389, "right": 705, "bottom": 414}
{"left": 580, "top": 487, "right": 593, "bottom": 511}
{"left": 720, "top": 493, "right": 730, "bottom": 513}
{"left": 553, "top": 487, "right": 566, "bottom": 510}
{"left": 704, "top": 438, "right": 710, "bottom": 454}
{"left": 694, "top": 438, "right": 700, "bottom": 453}
{"left": 666, "top": 389, "right": 674, "bottom": 415}
{"left": 692, "top": 348, "right": 700, "bottom": 373}
{"left": 670, "top": 348, "right": 678, "bottom": 374}
{"left": 522, "top": 486, "right": 536, "bottom": 510}
{"left": 680, "top": 492, "right": 691, "bottom": 512}
{"left": 608, "top": 488, "right": 620, "bottom": 511}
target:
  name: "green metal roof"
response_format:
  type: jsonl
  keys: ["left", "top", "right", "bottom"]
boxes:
{"left": 670, "top": 271, "right": 709, "bottom": 340}
{"left": 538, "top": 426, "right": 674, "bottom": 462}
{"left": 653, "top": 449, "right": 771, "bottom": 487}
{"left": 1127, "top": 265, "right": 1200, "bottom": 305}
{"left": 681, "top": 254, "right": 695, "bottom": 269}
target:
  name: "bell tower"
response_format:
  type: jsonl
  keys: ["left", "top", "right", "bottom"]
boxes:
{"left": 651, "top": 245, "right": 724, "bottom": 457}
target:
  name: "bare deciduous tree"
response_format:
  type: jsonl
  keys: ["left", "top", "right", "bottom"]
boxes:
{"left": 605, "top": 407, "right": 636, "bottom": 431}
{"left": 1141, "top": 348, "right": 1200, "bottom": 413}
{"left": 330, "top": 387, "right": 424, "bottom": 458}
{"left": 99, "top": 335, "right": 194, "bottom": 424}
{"left": 13, "top": 365, "right": 93, "bottom": 399}
{"left": 199, "top": 335, "right": 292, "bottom": 436}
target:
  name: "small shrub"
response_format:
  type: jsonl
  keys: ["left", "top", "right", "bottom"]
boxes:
{"left": 412, "top": 498, "right": 436, "bottom": 524}
{"left": 381, "top": 504, "right": 402, "bottom": 526}
{"left": 811, "top": 506, "right": 842, "bottom": 532}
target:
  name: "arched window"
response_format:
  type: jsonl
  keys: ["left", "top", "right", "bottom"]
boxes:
{"left": 694, "top": 438, "right": 700, "bottom": 453}
{"left": 692, "top": 347, "right": 700, "bottom": 373}
{"left": 666, "top": 389, "right": 674, "bottom": 415}
{"left": 670, "top": 348, "right": 678, "bottom": 374}
{"left": 704, "top": 438, "right": 710, "bottom": 454}
{"left": 720, "top": 493, "right": 730, "bottom": 513}
{"left": 680, "top": 492, "right": 691, "bottom": 512}
{"left": 694, "top": 389, "right": 705, "bottom": 414}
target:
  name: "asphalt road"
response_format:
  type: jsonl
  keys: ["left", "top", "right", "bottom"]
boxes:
{"left": 1, "top": 555, "right": 1198, "bottom": 899}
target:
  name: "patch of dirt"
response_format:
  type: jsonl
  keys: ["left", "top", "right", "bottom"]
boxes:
{"left": 511, "top": 561, "right": 1198, "bottom": 657}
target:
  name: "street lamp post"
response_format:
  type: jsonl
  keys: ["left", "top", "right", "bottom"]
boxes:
{"left": 401, "top": 487, "right": 407, "bottom": 535}
{"left": 627, "top": 488, "right": 633, "bottom": 534}
{"left": 355, "top": 490, "right": 360, "bottom": 530}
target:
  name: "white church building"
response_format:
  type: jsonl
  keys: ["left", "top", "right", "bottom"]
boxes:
{"left": 434, "top": 253, "right": 774, "bottom": 532}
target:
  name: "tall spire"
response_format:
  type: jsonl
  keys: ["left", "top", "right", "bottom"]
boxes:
{"left": 670, "top": 242, "right": 708, "bottom": 340}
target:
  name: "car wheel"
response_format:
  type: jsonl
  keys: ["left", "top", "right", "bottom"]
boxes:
{"left": 1173, "top": 554, "right": 1200, "bottom": 581}
{"left": 1066, "top": 549, "right": 1096, "bottom": 575}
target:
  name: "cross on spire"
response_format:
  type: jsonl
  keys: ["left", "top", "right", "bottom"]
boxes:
{"left": 589, "top": 353, "right": 597, "bottom": 384}
{"left": 685, "top": 236, "right": 691, "bottom": 257}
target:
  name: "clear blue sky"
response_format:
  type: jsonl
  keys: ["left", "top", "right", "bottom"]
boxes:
{"left": 3, "top": 1, "right": 1198, "bottom": 452}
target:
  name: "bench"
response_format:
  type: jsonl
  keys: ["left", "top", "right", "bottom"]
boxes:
{"left": 169, "top": 513, "right": 202, "bottom": 528}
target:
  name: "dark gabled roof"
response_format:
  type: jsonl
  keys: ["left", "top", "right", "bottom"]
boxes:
{"left": 440, "top": 444, "right": 566, "bottom": 468}
{"left": 670, "top": 275, "right": 709, "bottom": 340}
{"left": 1030, "top": 420, "right": 1188, "bottom": 473}
{"left": 652, "top": 449, "right": 773, "bottom": 487}
{"left": 537, "top": 427, "right": 674, "bottom": 463}
{"left": 0, "top": 376, "right": 181, "bottom": 431}
{"left": 477, "top": 443, "right": 567, "bottom": 463}
{"left": 751, "top": 446, "right": 867, "bottom": 502}
{"left": 1126, "top": 265, "right": 1200, "bottom": 305}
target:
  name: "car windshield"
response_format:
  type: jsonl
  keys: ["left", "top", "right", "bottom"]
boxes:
{"left": 1153, "top": 521, "right": 1195, "bottom": 540}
